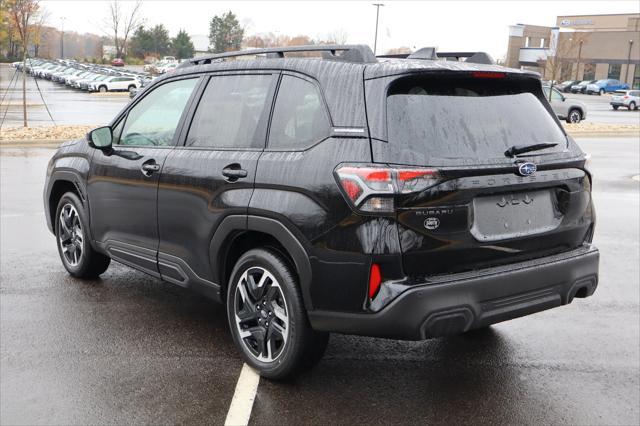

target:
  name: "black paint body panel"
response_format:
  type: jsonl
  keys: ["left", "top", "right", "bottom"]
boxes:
{"left": 42, "top": 56, "right": 599, "bottom": 340}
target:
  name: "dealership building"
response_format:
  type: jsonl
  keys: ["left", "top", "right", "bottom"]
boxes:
{"left": 506, "top": 13, "right": 640, "bottom": 88}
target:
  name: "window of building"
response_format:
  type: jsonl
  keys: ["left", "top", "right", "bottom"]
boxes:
{"left": 268, "top": 75, "right": 331, "bottom": 149}
{"left": 634, "top": 65, "right": 640, "bottom": 89}
{"left": 608, "top": 64, "right": 622, "bottom": 80}
{"left": 186, "top": 74, "right": 273, "bottom": 149}
{"left": 119, "top": 78, "right": 198, "bottom": 146}
{"left": 525, "top": 36, "right": 530, "bottom": 47}
{"left": 560, "top": 62, "right": 573, "bottom": 81}
{"left": 583, "top": 63, "right": 596, "bottom": 81}
{"left": 539, "top": 38, "right": 546, "bottom": 48}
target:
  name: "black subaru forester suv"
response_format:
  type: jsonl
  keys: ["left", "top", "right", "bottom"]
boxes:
{"left": 44, "top": 45, "right": 599, "bottom": 379}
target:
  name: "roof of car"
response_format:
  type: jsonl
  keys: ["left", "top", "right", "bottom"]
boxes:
{"left": 168, "top": 55, "right": 537, "bottom": 82}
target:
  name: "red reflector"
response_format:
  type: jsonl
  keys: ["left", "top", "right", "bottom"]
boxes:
{"left": 471, "top": 71, "right": 506, "bottom": 79}
{"left": 369, "top": 263, "right": 382, "bottom": 299}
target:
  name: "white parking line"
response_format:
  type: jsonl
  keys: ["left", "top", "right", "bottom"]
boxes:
{"left": 224, "top": 363, "right": 261, "bottom": 426}
{"left": 1, "top": 212, "right": 45, "bottom": 218}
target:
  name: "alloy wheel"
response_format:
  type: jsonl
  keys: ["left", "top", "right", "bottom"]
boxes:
{"left": 58, "top": 203, "right": 84, "bottom": 266}
{"left": 569, "top": 110, "right": 581, "bottom": 123}
{"left": 234, "top": 267, "right": 289, "bottom": 362}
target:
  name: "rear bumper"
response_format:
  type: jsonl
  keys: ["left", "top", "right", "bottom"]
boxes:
{"left": 610, "top": 101, "right": 630, "bottom": 107}
{"left": 308, "top": 246, "right": 599, "bottom": 340}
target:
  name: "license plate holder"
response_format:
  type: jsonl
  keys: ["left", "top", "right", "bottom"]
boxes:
{"left": 470, "top": 189, "right": 561, "bottom": 242}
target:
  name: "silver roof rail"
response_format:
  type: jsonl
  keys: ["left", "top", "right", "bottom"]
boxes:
{"left": 188, "top": 45, "right": 377, "bottom": 65}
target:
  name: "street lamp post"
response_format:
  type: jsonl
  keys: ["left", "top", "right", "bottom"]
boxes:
{"left": 575, "top": 39, "right": 583, "bottom": 81}
{"left": 60, "top": 17, "right": 66, "bottom": 59}
{"left": 372, "top": 3, "right": 384, "bottom": 55}
{"left": 625, "top": 39, "right": 634, "bottom": 85}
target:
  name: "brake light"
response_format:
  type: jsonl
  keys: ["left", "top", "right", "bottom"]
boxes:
{"left": 471, "top": 71, "right": 506, "bottom": 79}
{"left": 623, "top": 95, "right": 629, "bottom": 99}
{"left": 368, "top": 263, "right": 382, "bottom": 299}
{"left": 335, "top": 164, "right": 440, "bottom": 213}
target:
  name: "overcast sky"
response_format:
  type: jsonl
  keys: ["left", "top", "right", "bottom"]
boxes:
{"left": 40, "top": 0, "right": 638, "bottom": 58}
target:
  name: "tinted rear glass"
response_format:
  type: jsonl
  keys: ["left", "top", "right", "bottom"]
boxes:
{"left": 386, "top": 75, "right": 567, "bottom": 162}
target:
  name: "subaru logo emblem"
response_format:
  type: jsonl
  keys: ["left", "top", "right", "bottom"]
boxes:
{"left": 518, "top": 162, "right": 537, "bottom": 176}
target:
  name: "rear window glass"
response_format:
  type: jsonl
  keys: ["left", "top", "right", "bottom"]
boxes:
{"left": 386, "top": 76, "right": 567, "bottom": 162}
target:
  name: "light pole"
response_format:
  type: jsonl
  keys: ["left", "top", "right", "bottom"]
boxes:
{"left": 625, "top": 39, "right": 634, "bottom": 84}
{"left": 60, "top": 17, "right": 66, "bottom": 59}
{"left": 372, "top": 3, "right": 384, "bottom": 55}
{"left": 575, "top": 39, "right": 583, "bottom": 81}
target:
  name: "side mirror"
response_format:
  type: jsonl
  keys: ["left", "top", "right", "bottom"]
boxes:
{"left": 87, "top": 126, "right": 113, "bottom": 150}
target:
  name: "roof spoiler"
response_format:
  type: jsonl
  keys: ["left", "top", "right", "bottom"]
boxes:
{"left": 377, "top": 47, "right": 495, "bottom": 65}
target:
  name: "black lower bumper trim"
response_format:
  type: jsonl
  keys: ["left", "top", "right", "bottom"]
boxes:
{"left": 308, "top": 246, "right": 599, "bottom": 340}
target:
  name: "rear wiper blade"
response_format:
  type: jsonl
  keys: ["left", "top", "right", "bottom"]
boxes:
{"left": 505, "top": 142, "right": 558, "bottom": 158}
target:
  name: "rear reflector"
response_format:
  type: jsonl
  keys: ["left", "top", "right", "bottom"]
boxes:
{"left": 369, "top": 263, "right": 382, "bottom": 299}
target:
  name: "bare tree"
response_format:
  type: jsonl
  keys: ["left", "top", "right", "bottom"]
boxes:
{"left": 105, "top": 0, "right": 143, "bottom": 58}
{"left": 31, "top": 6, "right": 48, "bottom": 57}
{"left": 324, "top": 29, "right": 348, "bottom": 44}
{"left": 8, "top": 0, "right": 40, "bottom": 127}
{"left": 540, "top": 32, "right": 590, "bottom": 101}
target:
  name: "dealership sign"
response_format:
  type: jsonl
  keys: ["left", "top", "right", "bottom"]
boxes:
{"left": 560, "top": 18, "right": 594, "bottom": 26}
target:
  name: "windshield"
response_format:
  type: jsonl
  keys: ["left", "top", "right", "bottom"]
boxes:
{"left": 386, "top": 75, "right": 567, "bottom": 163}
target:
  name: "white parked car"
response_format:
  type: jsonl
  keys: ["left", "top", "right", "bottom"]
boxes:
{"left": 88, "top": 76, "right": 140, "bottom": 93}
{"left": 610, "top": 90, "right": 640, "bottom": 111}
{"left": 543, "top": 86, "right": 587, "bottom": 123}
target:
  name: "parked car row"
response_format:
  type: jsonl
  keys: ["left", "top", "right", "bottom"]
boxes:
{"left": 569, "top": 78, "right": 630, "bottom": 95}
{"left": 143, "top": 56, "right": 179, "bottom": 75}
{"left": 11, "top": 58, "right": 153, "bottom": 93}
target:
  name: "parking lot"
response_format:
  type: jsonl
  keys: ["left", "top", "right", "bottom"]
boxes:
{"left": 0, "top": 135, "right": 638, "bottom": 424}
{"left": 1, "top": 63, "right": 132, "bottom": 128}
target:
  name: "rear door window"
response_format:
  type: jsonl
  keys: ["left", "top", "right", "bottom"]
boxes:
{"left": 268, "top": 75, "right": 331, "bottom": 150}
{"left": 386, "top": 75, "right": 567, "bottom": 162}
{"left": 186, "top": 74, "right": 273, "bottom": 149}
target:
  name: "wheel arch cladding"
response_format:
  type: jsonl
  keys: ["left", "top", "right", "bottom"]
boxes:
{"left": 210, "top": 215, "right": 314, "bottom": 310}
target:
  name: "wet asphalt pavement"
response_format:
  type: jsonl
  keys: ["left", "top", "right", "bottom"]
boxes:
{"left": 1, "top": 137, "right": 639, "bottom": 425}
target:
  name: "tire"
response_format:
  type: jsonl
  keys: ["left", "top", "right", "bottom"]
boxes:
{"left": 599, "top": 89, "right": 604, "bottom": 96}
{"left": 567, "top": 109, "right": 582, "bottom": 123}
{"left": 55, "top": 192, "right": 110, "bottom": 278}
{"left": 613, "top": 105, "right": 619, "bottom": 110}
{"left": 227, "top": 248, "right": 329, "bottom": 380}
{"left": 629, "top": 102, "right": 636, "bottom": 111}
{"left": 98, "top": 85, "right": 107, "bottom": 93}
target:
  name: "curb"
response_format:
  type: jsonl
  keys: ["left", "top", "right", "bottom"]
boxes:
{"left": 1, "top": 139, "right": 64, "bottom": 148}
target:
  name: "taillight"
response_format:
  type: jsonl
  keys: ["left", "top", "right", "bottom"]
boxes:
{"left": 623, "top": 95, "right": 629, "bottom": 99}
{"left": 335, "top": 164, "right": 440, "bottom": 213}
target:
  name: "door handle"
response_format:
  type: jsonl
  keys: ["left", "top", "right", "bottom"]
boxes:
{"left": 222, "top": 164, "right": 248, "bottom": 182}
{"left": 141, "top": 160, "right": 160, "bottom": 177}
